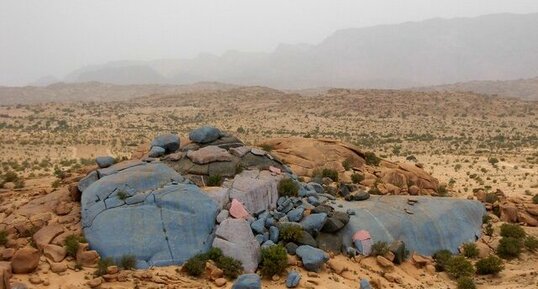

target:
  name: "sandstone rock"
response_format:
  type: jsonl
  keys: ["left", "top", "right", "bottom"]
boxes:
{"left": 376, "top": 255, "right": 394, "bottom": 270}
{"left": 87, "top": 277, "right": 103, "bottom": 288}
{"left": 518, "top": 211, "right": 538, "bottom": 226}
{"left": 213, "top": 219, "right": 260, "bottom": 273}
{"left": 54, "top": 202, "right": 72, "bottom": 216}
{"left": 327, "top": 259, "right": 347, "bottom": 274}
{"left": 1, "top": 249, "right": 14, "bottom": 261}
{"left": 29, "top": 275, "right": 42, "bottom": 285}
{"left": 0, "top": 266, "right": 9, "bottom": 289}
{"left": 50, "top": 262, "right": 67, "bottom": 273}
{"left": 76, "top": 244, "right": 99, "bottom": 267}
{"left": 499, "top": 203, "right": 518, "bottom": 222}
{"left": 0, "top": 261, "right": 11, "bottom": 279}
{"left": 215, "top": 278, "right": 227, "bottom": 287}
{"left": 43, "top": 244, "right": 66, "bottom": 262}
{"left": 33, "top": 224, "right": 65, "bottom": 250}
{"left": 11, "top": 247, "right": 40, "bottom": 274}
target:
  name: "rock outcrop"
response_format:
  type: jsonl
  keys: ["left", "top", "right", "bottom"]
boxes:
{"left": 81, "top": 161, "right": 219, "bottom": 267}
{"left": 261, "top": 137, "right": 440, "bottom": 195}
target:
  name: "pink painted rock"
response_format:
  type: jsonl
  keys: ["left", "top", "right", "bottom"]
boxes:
{"left": 229, "top": 199, "right": 250, "bottom": 219}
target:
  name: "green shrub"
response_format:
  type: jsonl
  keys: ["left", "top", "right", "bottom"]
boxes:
{"left": 342, "top": 158, "right": 353, "bottom": 171}
{"left": 437, "top": 185, "right": 449, "bottom": 197}
{"left": 533, "top": 194, "right": 538, "bottom": 204}
{"left": 277, "top": 178, "right": 299, "bottom": 197}
{"left": 259, "top": 245, "right": 288, "bottom": 277}
{"left": 484, "top": 193, "right": 498, "bottom": 204}
{"left": 432, "top": 252, "right": 452, "bottom": 270}
{"left": 322, "top": 168, "right": 338, "bottom": 182}
{"left": 364, "top": 152, "right": 381, "bottom": 166}
{"left": 524, "top": 236, "right": 538, "bottom": 252}
{"left": 119, "top": 255, "right": 136, "bottom": 270}
{"left": 482, "top": 214, "right": 492, "bottom": 224}
{"left": 351, "top": 173, "right": 364, "bottom": 184}
{"left": 496, "top": 237, "right": 522, "bottom": 259}
{"left": 0, "top": 230, "right": 7, "bottom": 246}
{"left": 500, "top": 223, "right": 526, "bottom": 239}
{"left": 206, "top": 175, "right": 223, "bottom": 186}
{"left": 475, "top": 255, "right": 504, "bottom": 275}
{"left": 64, "top": 234, "right": 81, "bottom": 257}
{"left": 183, "top": 254, "right": 207, "bottom": 276}
{"left": 457, "top": 277, "right": 476, "bottom": 289}
{"left": 260, "top": 144, "right": 274, "bottom": 152}
{"left": 216, "top": 256, "right": 243, "bottom": 279}
{"left": 371, "top": 241, "right": 389, "bottom": 257}
{"left": 462, "top": 243, "right": 479, "bottom": 258}
{"left": 206, "top": 247, "right": 224, "bottom": 260}
{"left": 117, "top": 190, "right": 128, "bottom": 200}
{"left": 445, "top": 256, "right": 475, "bottom": 279}
{"left": 96, "top": 257, "right": 115, "bottom": 276}
{"left": 279, "top": 224, "right": 303, "bottom": 242}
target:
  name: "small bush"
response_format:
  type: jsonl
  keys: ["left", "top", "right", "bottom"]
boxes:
{"left": 364, "top": 152, "right": 381, "bottom": 166}
{"left": 462, "top": 243, "right": 479, "bottom": 258}
{"left": 117, "top": 190, "right": 128, "bottom": 200}
{"left": 96, "top": 257, "right": 115, "bottom": 276}
{"left": 0, "top": 230, "right": 7, "bottom": 246}
{"left": 119, "top": 255, "right": 137, "bottom": 270}
{"left": 64, "top": 234, "right": 81, "bottom": 257}
{"left": 206, "top": 247, "right": 224, "bottom": 260}
{"left": 322, "top": 168, "right": 339, "bottom": 182}
{"left": 371, "top": 241, "right": 389, "bottom": 256}
{"left": 277, "top": 178, "right": 299, "bottom": 197}
{"left": 484, "top": 193, "right": 498, "bottom": 204}
{"left": 457, "top": 277, "right": 476, "bottom": 289}
{"left": 183, "top": 254, "right": 207, "bottom": 276}
{"left": 533, "top": 194, "right": 538, "bottom": 204}
{"left": 259, "top": 245, "right": 288, "bottom": 277}
{"left": 216, "top": 256, "right": 243, "bottom": 279}
{"left": 496, "top": 237, "right": 522, "bottom": 259}
{"left": 342, "top": 158, "right": 353, "bottom": 171}
{"left": 524, "top": 236, "right": 538, "bottom": 252}
{"left": 351, "top": 173, "right": 364, "bottom": 184}
{"left": 500, "top": 223, "right": 526, "bottom": 239}
{"left": 433, "top": 249, "right": 453, "bottom": 272}
{"left": 206, "top": 175, "right": 223, "bottom": 186}
{"left": 437, "top": 185, "right": 449, "bottom": 197}
{"left": 445, "top": 256, "right": 475, "bottom": 279}
{"left": 475, "top": 255, "right": 504, "bottom": 275}
{"left": 279, "top": 224, "right": 303, "bottom": 242}
{"left": 260, "top": 144, "right": 274, "bottom": 152}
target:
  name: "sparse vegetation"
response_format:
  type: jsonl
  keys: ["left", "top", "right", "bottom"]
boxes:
{"left": 119, "top": 255, "right": 137, "bottom": 270}
{"left": 321, "top": 168, "right": 339, "bottom": 182}
{"left": 433, "top": 249, "right": 453, "bottom": 272}
{"left": 183, "top": 254, "right": 207, "bottom": 277}
{"left": 364, "top": 152, "right": 381, "bottom": 166}
{"left": 524, "top": 236, "right": 538, "bottom": 252}
{"left": 457, "top": 277, "right": 476, "bottom": 289}
{"left": 371, "top": 241, "right": 390, "bottom": 256}
{"left": 206, "top": 174, "right": 223, "bottom": 186}
{"left": 215, "top": 256, "right": 243, "bottom": 279}
{"left": 445, "top": 255, "right": 475, "bottom": 279}
{"left": 462, "top": 243, "right": 479, "bottom": 258}
{"left": 0, "top": 230, "right": 8, "bottom": 246}
{"left": 496, "top": 237, "right": 522, "bottom": 259}
{"left": 64, "top": 234, "right": 82, "bottom": 257}
{"left": 279, "top": 224, "right": 303, "bottom": 242}
{"left": 96, "top": 257, "right": 116, "bottom": 276}
{"left": 351, "top": 173, "right": 364, "bottom": 184}
{"left": 500, "top": 223, "right": 526, "bottom": 239}
{"left": 277, "top": 178, "right": 299, "bottom": 197}
{"left": 475, "top": 255, "right": 504, "bottom": 275}
{"left": 259, "top": 245, "right": 288, "bottom": 277}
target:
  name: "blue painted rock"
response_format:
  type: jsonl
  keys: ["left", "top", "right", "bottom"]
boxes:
{"left": 151, "top": 134, "right": 180, "bottom": 153}
{"left": 287, "top": 207, "right": 305, "bottom": 222}
{"left": 337, "top": 196, "right": 485, "bottom": 255}
{"left": 286, "top": 271, "right": 301, "bottom": 288}
{"left": 78, "top": 170, "right": 98, "bottom": 193}
{"left": 95, "top": 156, "right": 115, "bottom": 168}
{"left": 360, "top": 279, "right": 372, "bottom": 289}
{"left": 232, "top": 274, "right": 261, "bottom": 289}
{"left": 148, "top": 146, "right": 166, "bottom": 158}
{"left": 295, "top": 245, "right": 329, "bottom": 272}
{"left": 81, "top": 162, "right": 218, "bottom": 268}
{"left": 300, "top": 213, "right": 327, "bottom": 234}
{"left": 189, "top": 126, "right": 222, "bottom": 144}
{"left": 269, "top": 226, "right": 279, "bottom": 243}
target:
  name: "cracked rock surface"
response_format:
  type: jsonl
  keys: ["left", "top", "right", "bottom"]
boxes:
{"left": 81, "top": 161, "right": 218, "bottom": 268}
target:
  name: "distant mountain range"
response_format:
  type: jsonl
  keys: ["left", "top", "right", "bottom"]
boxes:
{"left": 415, "top": 77, "right": 538, "bottom": 101}
{"left": 56, "top": 13, "right": 538, "bottom": 89}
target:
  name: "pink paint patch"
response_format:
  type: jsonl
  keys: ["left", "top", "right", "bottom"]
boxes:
{"left": 269, "top": 166, "right": 281, "bottom": 174}
{"left": 229, "top": 199, "right": 250, "bottom": 219}
{"left": 352, "top": 230, "right": 371, "bottom": 241}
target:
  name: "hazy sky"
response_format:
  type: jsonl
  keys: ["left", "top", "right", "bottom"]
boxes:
{"left": 1, "top": 0, "right": 538, "bottom": 86}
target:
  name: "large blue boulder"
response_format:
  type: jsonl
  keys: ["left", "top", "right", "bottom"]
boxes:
{"left": 337, "top": 196, "right": 485, "bottom": 255}
{"left": 81, "top": 161, "right": 218, "bottom": 268}
{"left": 300, "top": 213, "right": 327, "bottom": 234}
{"left": 189, "top": 126, "right": 222, "bottom": 144}
{"left": 295, "top": 245, "right": 329, "bottom": 272}
{"left": 95, "top": 156, "right": 115, "bottom": 168}
{"left": 232, "top": 274, "right": 261, "bottom": 289}
{"left": 151, "top": 134, "right": 180, "bottom": 153}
